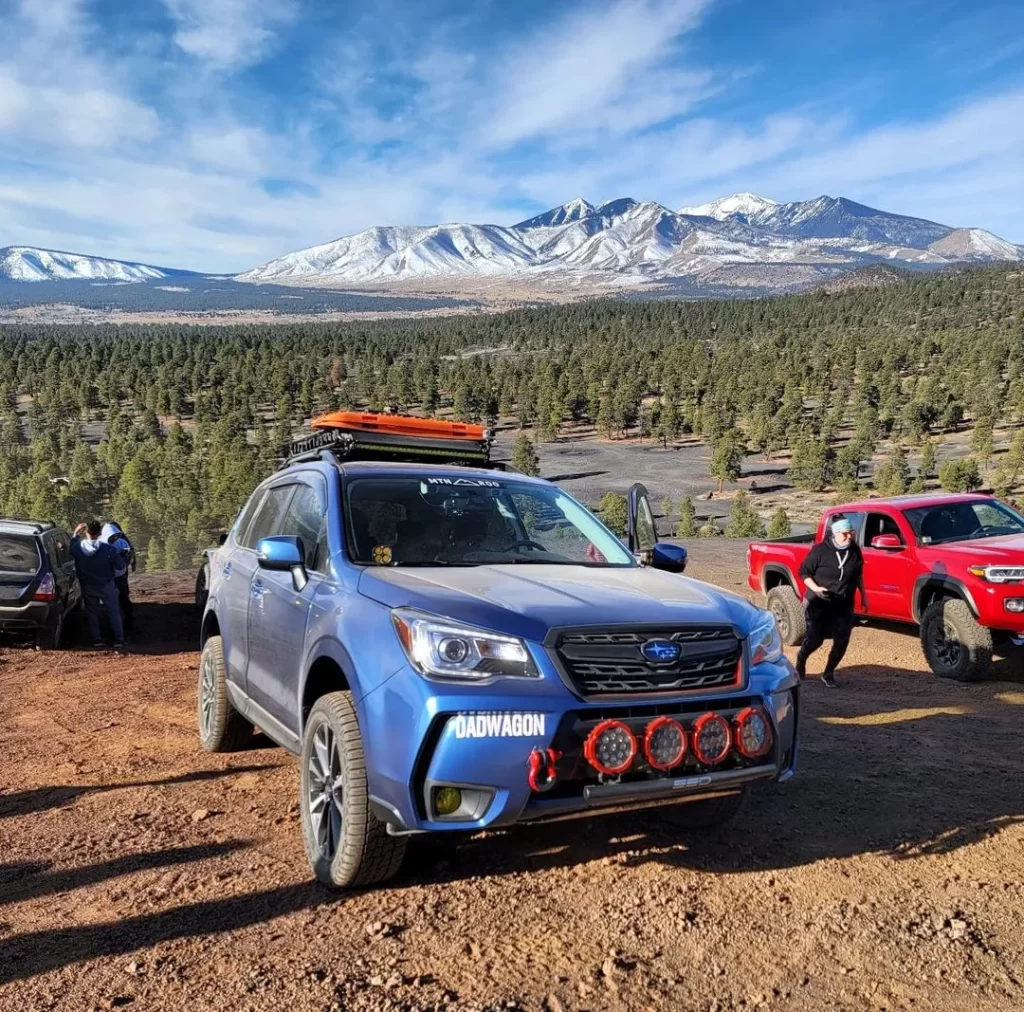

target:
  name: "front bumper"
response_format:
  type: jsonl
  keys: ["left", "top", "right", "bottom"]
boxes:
{"left": 361, "top": 653, "right": 799, "bottom": 835}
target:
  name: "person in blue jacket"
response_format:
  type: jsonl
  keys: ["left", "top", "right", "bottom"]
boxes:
{"left": 101, "top": 521, "right": 136, "bottom": 633}
{"left": 72, "top": 520, "right": 125, "bottom": 651}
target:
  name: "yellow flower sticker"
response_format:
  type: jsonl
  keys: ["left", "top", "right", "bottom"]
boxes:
{"left": 372, "top": 545, "right": 393, "bottom": 565}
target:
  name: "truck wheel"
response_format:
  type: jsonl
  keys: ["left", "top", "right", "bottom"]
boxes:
{"left": 920, "top": 599, "right": 992, "bottom": 682}
{"left": 36, "top": 604, "right": 65, "bottom": 651}
{"left": 300, "top": 692, "right": 407, "bottom": 890}
{"left": 767, "top": 585, "right": 806, "bottom": 646}
{"left": 667, "top": 788, "right": 748, "bottom": 830}
{"left": 197, "top": 635, "right": 253, "bottom": 751}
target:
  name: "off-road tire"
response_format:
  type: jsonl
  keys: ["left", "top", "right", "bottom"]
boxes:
{"left": 300, "top": 692, "right": 406, "bottom": 890}
{"left": 36, "top": 603, "right": 65, "bottom": 651}
{"left": 197, "top": 635, "right": 253, "bottom": 751}
{"left": 920, "top": 598, "right": 992, "bottom": 682}
{"left": 767, "top": 585, "right": 806, "bottom": 646}
{"left": 667, "top": 787, "right": 748, "bottom": 830}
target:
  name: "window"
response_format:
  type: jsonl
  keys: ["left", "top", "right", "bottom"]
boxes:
{"left": 826, "top": 511, "right": 864, "bottom": 541}
{"left": 0, "top": 535, "right": 40, "bottom": 574}
{"left": 279, "top": 481, "right": 327, "bottom": 571}
{"left": 863, "top": 513, "right": 904, "bottom": 547}
{"left": 234, "top": 489, "right": 268, "bottom": 548}
{"left": 244, "top": 486, "right": 295, "bottom": 549}
{"left": 905, "top": 499, "right": 1024, "bottom": 545}
{"left": 633, "top": 494, "right": 657, "bottom": 553}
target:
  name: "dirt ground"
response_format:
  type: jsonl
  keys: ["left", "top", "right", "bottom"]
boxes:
{"left": 2, "top": 545, "right": 1023, "bottom": 1012}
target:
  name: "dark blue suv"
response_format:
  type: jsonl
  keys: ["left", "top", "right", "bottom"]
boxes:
{"left": 198, "top": 418, "right": 799, "bottom": 889}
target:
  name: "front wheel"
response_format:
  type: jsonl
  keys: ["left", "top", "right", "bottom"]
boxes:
{"left": 300, "top": 692, "right": 406, "bottom": 889}
{"left": 920, "top": 599, "right": 992, "bottom": 682}
{"left": 766, "top": 585, "right": 806, "bottom": 646}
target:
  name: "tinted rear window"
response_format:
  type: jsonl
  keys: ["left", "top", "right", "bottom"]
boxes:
{"left": 0, "top": 535, "right": 41, "bottom": 574}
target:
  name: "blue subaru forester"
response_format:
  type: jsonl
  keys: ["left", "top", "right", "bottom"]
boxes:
{"left": 198, "top": 415, "right": 799, "bottom": 889}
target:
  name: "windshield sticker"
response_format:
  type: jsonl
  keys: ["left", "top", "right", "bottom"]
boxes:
{"left": 425, "top": 477, "right": 501, "bottom": 488}
{"left": 371, "top": 545, "right": 393, "bottom": 565}
{"left": 452, "top": 713, "right": 546, "bottom": 739}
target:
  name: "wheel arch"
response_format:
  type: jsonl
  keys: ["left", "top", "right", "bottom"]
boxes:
{"left": 913, "top": 575, "right": 979, "bottom": 624}
{"left": 200, "top": 608, "right": 220, "bottom": 648}
{"left": 762, "top": 563, "right": 796, "bottom": 594}
{"left": 300, "top": 639, "right": 359, "bottom": 733}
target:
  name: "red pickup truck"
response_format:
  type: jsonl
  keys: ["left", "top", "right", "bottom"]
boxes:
{"left": 747, "top": 492, "right": 1024, "bottom": 681}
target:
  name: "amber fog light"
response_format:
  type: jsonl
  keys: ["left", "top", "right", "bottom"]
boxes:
{"left": 691, "top": 712, "right": 731, "bottom": 765}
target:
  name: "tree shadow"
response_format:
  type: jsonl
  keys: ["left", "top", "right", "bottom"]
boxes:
{"left": 0, "top": 841, "right": 250, "bottom": 907}
{"left": 0, "top": 764, "right": 282, "bottom": 820}
{"left": 542, "top": 469, "right": 609, "bottom": 483}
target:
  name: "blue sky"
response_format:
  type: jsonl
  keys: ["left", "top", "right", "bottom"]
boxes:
{"left": 1, "top": 0, "right": 1022, "bottom": 272}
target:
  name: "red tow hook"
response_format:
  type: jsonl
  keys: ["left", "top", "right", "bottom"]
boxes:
{"left": 527, "top": 748, "right": 560, "bottom": 793}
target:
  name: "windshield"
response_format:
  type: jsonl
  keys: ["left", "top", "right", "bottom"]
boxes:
{"left": 903, "top": 499, "right": 1024, "bottom": 545}
{"left": 345, "top": 476, "right": 634, "bottom": 567}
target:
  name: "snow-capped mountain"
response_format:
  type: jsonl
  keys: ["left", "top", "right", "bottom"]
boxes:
{"left": 240, "top": 192, "right": 1023, "bottom": 289}
{"left": 0, "top": 246, "right": 195, "bottom": 283}
{"left": 678, "top": 193, "right": 779, "bottom": 221}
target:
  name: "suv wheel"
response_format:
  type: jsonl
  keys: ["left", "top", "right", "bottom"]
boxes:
{"left": 920, "top": 598, "right": 992, "bottom": 682}
{"left": 300, "top": 692, "right": 407, "bottom": 889}
{"left": 197, "top": 635, "right": 253, "bottom": 751}
{"left": 36, "top": 603, "right": 65, "bottom": 651}
{"left": 767, "top": 585, "right": 806, "bottom": 646}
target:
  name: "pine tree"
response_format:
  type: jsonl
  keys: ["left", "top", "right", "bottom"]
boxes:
{"left": 873, "top": 443, "right": 911, "bottom": 496}
{"left": 919, "top": 437, "right": 937, "bottom": 479}
{"left": 146, "top": 537, "right": 164, "bottom": 573}
{"left": 725, "top": 491, "right": 767, "bottom": 538}
{"left": 598, "top": 492, "right": 628, "bottom": 537}
{"left": 676, "top": 496, "right": 698, "bottom": 538}
{"left": 659, "top": 496, "right": 674, "bottom": 522}
{"left": 510, "top": 434, "right": 540, "bottom": 477}
{"left": 939, "top": 457, "right": 983, "bottom": 493}
{"left": 767, "top": 507, "right": 792, "bottom": 539}
{"left": 709, "top": 429, "right": 745, "bottom": 492}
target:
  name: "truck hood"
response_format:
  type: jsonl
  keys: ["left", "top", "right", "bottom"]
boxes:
{"left": 920, "top": 533, "right": 1024, "bottom": 564}
{"left": 357, "top": 564, "right": 762, "bottom": 643}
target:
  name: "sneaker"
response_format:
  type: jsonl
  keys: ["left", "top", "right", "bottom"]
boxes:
{"left": 820, "top": 671, "right": 838, "bottom": 688}
{"left": 113, "top": 642, "right": 128, "bottom": 654}
{"left": 91, "top": 641, "right": 105, "bottom": 649}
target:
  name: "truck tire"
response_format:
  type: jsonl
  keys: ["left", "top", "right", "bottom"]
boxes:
{"left": 666, "top": 787, "right": 748, "bottom": 830}
{"left": 920, "top": 598, "right": 992, "bottom": 682}
{"left": 36, "top": 604, "right": 65, "bottom": 651}
{"left": 300, "top": 691, "right": 407, "bottom": 890}
{"left": 197, "top": 635, "right": 253, "bottom": 751}
{"left": 767, "top": 585, "right": 806, "bottom": 646}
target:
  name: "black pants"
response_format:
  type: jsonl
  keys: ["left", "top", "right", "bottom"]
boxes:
{"left": 115, "top": 574, "right": 134, "bottom": 632}
{"left": 796, "top": 597, "right": 855, "bottom": 675}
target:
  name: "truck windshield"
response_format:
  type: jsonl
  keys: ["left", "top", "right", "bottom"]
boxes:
{"left": 903, "top": 499, "right": 1024, "bottom": 545}
{"left": 345, "top": 477, "right": 634, "bottom": 567}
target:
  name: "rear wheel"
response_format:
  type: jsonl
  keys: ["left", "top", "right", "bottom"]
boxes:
{"left": 300, "top": 692, "right": 406, "bottom": 889}
{"left": 920, "top": 598, "right": 992, "bottom": 682}
{"left": 197, "top": 635, "right": 253, "bottom": 751}
{"left": 767, "top": 585, "right": 806, "bottom": 646}
{"left": 36, "top": 604, "right": 65, "bottom": 651}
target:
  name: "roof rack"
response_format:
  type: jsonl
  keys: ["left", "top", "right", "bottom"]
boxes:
{"left": 285, "top": 411, "right": 507, "bottom": 470}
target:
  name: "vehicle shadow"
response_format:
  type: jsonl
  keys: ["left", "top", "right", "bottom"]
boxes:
{"left": 0, "top": 764, "right": 282, "bottom": 820}
{"left": 57, "top": 600, "right": 200, "bottom": 657}
{"left": 0, "top": 841, "right": 250, "bottom": 907}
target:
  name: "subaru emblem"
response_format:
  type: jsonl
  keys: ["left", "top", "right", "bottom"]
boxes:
{"left": 641, "top": 639, "right": 681, "bottom": 664}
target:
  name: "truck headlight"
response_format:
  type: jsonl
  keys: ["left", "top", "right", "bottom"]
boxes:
{"left": 749, "top": 611, "right": 783, "bottom": 666}
{"left": 391, "top": 608, "right": 538, "bottom": 680}
{"left": 967, "top": 565, "right": 1024, "bottom": 584}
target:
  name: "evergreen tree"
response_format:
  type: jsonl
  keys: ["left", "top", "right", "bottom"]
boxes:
{"left": 510, "top": 434, "right": 540, "bottom": 477}
{"left": 939, "top": 457, "right": 983, "bottom": 493}
{"left": 598, "top": 492, "right": 628, "bottom": 538}
{"left": 676, "top": 496, "right": 698, "bottom": 538}
{"left": 873, "top": 444, "right": 911, "bottom": 496}
{"left": 709, "top": 429, "right": 745, "bottom": 492}
{"left": 725, "top": 491, "right": 766, "bottom": 538}
{"left": 919, "top": 438, "right": 937, "bottom": 479}
{"left": 146, "top": 537, "right": 164, "bottom": 573}
{"left": 767, "top": 507, "right": 792, "bottom": 539}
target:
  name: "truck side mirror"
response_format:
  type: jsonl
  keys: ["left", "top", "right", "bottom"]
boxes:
{"left": 870, "top": 533, "right": 904, "bottom": 550}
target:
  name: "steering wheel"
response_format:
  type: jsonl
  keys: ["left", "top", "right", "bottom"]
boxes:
{"left": 499, "top": 539, "right": 547, "bottom": 553}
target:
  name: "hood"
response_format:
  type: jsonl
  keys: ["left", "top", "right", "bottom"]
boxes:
{"left": 358, "top": 564, "right": 762, "bottom": 642}
{"left": 920, "top": 533, "right": 1024, "bottom": 565}
{"left": 100, "top": 523, "right": 122, "bottom": 542}
{"left": 79, "top": 538, "right": 104, "bottom": 555}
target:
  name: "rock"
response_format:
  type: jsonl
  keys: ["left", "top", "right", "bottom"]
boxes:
{"left": 123, "top": 961, "right": 142, "bottom": 976}
{"left": 191, "top": 808, "right": 211, "bottom": 823}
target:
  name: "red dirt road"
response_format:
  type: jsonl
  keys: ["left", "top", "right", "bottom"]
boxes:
{"left": 1, "top": 545, "right": 1023, "bottom": 1012}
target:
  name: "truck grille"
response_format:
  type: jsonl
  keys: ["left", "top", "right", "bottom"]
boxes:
{"left": 553, "top": 626, "right": 743, "bottom": 696}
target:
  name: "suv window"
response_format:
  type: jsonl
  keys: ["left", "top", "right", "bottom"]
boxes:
{"left": 0, "top": 534, "right": 41, "bottom": 574}
{"left": 279, "top": 480, "right": 327, "bottom": 571}
{"left": 864, "top": 512, "right": 904, "bottom": 546}
{"left": 244, "top": 486, "right": 296, "bottom": 549}
{"left": 235, "top": 489, "right": 268, "bottom": 548}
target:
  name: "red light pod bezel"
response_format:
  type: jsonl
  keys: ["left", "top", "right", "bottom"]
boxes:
{"left": 643, "top": 716, "right": 688, "bottom": 771}
{"left": 691, "top": 712, "right": 732, "bottom": 766}
{"left": 733, "top": 706, "right": 773, "bottom": 759}
{"left": 584, "top": 719, "right": 637, "bottom": 775}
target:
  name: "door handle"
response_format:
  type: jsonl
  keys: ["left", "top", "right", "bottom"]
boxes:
{"left": 251, "top": 580, "right": 264, "bottom": 598}
{"left": 223, "top": 562, "right": 232, "bottom": 579}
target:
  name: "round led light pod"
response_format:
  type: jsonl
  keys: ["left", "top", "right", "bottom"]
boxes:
{"left": 734, "top": 706, "right": 773, "bottom": 759}
{"left": 643, "top": 716, "right": 687, "bottom": 771}
{"left": 691, "top": 712, "right": 732, "bottom": 766}
{"left": 584, "top": 719, "right": 637, "bottom": 775}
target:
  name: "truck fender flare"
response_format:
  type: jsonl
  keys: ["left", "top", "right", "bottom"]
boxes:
{"left": 912, "top": 574, "right": 979, "bottom": 623}
{"left": 761, "top": 563, "right": 797, "bottom": 594}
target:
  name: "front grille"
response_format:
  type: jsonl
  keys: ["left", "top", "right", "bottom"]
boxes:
{"left": 553, "top": 626, "right": 743, "bottom": 696}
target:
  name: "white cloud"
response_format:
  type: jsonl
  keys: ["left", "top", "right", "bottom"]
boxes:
{"left": 163, "top": 0, "right": 298, "bottom": 71}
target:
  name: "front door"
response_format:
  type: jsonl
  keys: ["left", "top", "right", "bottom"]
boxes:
{"left": 859, "top": 511, "right": 914, "bottom": 621}
{"left": 246, "top": 476, "right": 328, "bottom": 732}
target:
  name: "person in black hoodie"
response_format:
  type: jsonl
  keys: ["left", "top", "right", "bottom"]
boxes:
{"left": 795, "top": 516, "right": 867, "bottom": 687}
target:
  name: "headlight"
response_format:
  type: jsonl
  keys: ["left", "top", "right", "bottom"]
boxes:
{"left": 391, "top": 608, "right": 538, "bottom": 680}
{"left": 749, "top": 611, "right": 783, "bottom": 666}
{"left": 967, "top": 565, "right": 1024, "bottom": 584}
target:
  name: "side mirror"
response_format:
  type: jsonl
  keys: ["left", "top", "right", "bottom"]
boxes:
{"left": 870, "top": 533, "right": 904, "bottom": 550}
{"left": 648, "top": 542, "right": 688, "bottom": 573}
{"left": 256, "top": 535, "right": 308, "bottom": 590}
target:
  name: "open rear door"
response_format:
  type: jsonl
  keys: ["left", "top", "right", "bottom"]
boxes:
{"left": 627, "top": 483, "right": 658, "bottom": 557}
